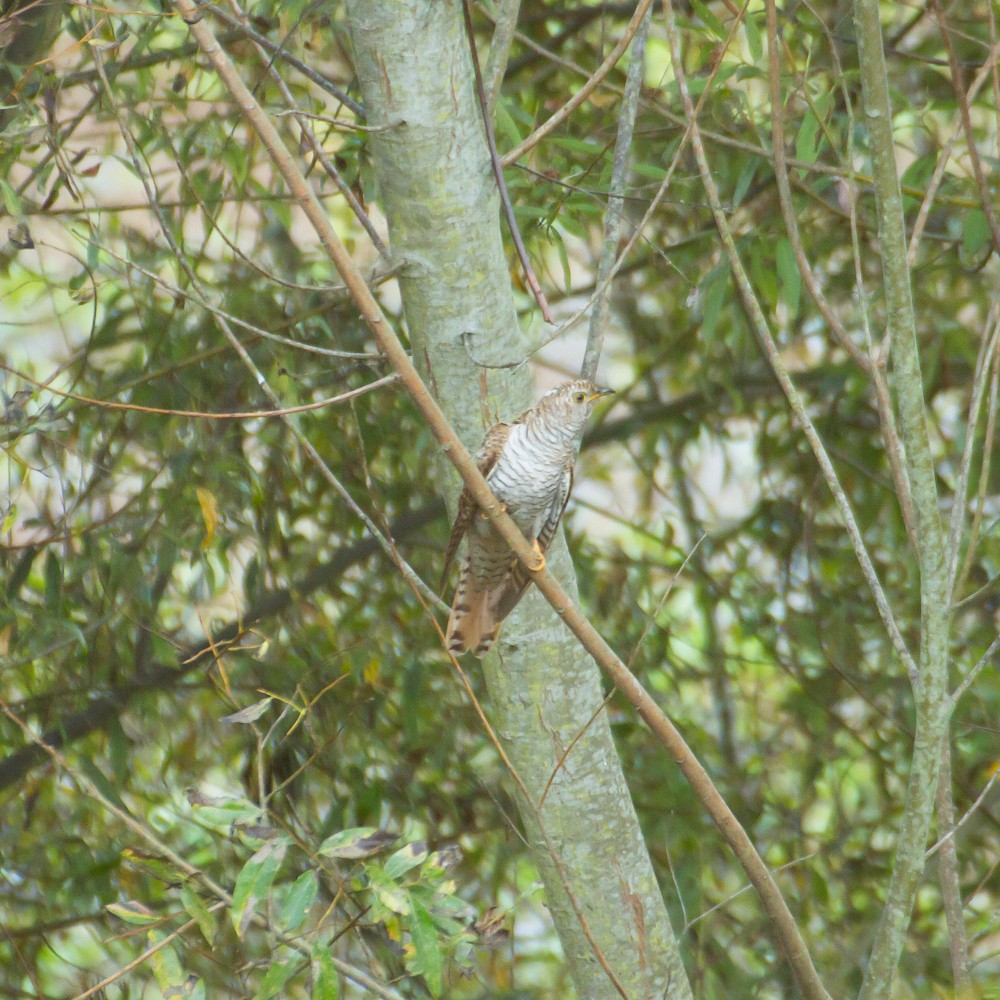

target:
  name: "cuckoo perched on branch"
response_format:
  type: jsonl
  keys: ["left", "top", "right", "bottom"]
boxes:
{"left": 443, "top": 379, "right": 613, "bottom": 657}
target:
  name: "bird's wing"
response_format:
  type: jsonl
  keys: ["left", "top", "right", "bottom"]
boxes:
{"left": 537, "top": 464, "right": 573, "bottom": 555}
{"left": 440, "top": 421, "right": 511, "bottom": 589}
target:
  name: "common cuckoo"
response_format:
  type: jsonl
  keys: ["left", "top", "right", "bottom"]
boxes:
{"left": 443, "top": 379, "right": 613, "bottom": 657}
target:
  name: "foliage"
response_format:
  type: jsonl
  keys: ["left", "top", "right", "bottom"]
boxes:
{"left": 2, "top": 0, "right": 999, "bottom": 996}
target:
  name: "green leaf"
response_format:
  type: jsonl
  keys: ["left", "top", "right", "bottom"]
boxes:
{"left": 795, "top": 109, "right": 821, "bottom": 165}
{"left": 365, "top": 862, "right": 410, "bottom": 915}
{"left": 553, "top": 229, "right": 572, "bottom": 293}
{"left": 106, "top": 900, "right": 159, "bottom": 925}
{"left": 279, "top": 869, "right": 318, "bottom": 932}
{"left": 384, "top": 842, "right": 428, "bottom": 880}
{"left": 494, "top": 101, "right": 523, "bottom": 149}
{"left": 733, "top": 159, "right": 757, "bottom": 208}
{"left": 750, "top": 239, "right": 778, "bottom": 307}
{"left": 0, "top": 178, "right": 23, "bottom": 215}
{"left": 0, "top": 504, "right": 16, "bottom": 535}
{"left": 255, "top": 958, "right": 298, "bottom": 1000}
{"left": 165, "top": 975, "right": 205, "bottom": 1000}
{"left": 691, "top": 0, "right": 725, "bottom": 38}
{"left": 408, "top": 895, "right": 443, "bottom": 996}
{"left": 43, "top": 550, "right": 61, "bottom": 612}
{"left": 121, "top": 849, "right": 186, "bottom": 886}
{"left": 108, "top": 716, "right": 130, "bottom": 788}
{"left": 318, "top": 827, "right": 398, "bottom": 860}
{"left": 962, "top": 209, "right": 989, "bottom": 259}
{"left": 701, "top": 268, "right": 728, "bottom": 343}
{"left": 776, "top": 237, "right": 801, "bottom": 316}
{"left": 147, "top": 929, "right": 186, "bottom": 992}
{"left": 187, "top": 792, "right": 262, "bottom": 831}
{"left": 79, "top": 757, "right": 129, "bottom": 813}
{"left": 231, "top": 839, "right": 287, "bottom": 937}
{"left": 180, "top": 884, "right": 217, "bottom": 945}
{"left": 311, "top": 943, "right": 340, "bottom": 1000}
{"left": 86, "top": 235, "right": 100, "bottom": 272}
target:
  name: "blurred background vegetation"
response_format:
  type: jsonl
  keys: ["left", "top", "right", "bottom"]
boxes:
{"left": 1, "top": 0, "right": 999, "bottom": 996}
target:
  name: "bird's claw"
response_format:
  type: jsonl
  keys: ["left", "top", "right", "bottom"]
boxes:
{"left": 529, "top": 540, "right": 546, "bottom": 573}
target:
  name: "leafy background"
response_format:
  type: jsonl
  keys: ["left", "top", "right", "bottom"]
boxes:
{"left": 1, "top": 0, "right": 999, "bottom": 996}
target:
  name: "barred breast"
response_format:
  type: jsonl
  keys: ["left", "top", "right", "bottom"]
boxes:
{"left": 487, "top": 421, "right": 574, "bottom": 539}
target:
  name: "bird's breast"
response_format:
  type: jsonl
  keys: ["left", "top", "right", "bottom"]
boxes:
{"left": 486, "top": 426, "right": 570, "bottom": 532}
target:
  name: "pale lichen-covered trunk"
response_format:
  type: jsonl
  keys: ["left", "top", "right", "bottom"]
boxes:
{"left": 343, "top": 3, "right": 692, "bottom": 997}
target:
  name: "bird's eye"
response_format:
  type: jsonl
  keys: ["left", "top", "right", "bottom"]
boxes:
{"left": 573, "top": 391, "right": 586, "bottom": 403}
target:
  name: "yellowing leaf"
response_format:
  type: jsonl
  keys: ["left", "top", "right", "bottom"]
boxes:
{"left": 195, "top": 487, "right": 218, "bottom": 551}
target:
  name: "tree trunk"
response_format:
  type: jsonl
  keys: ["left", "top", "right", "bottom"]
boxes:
{"left": 344, "top": 2, "right": 693, "bottom": 997}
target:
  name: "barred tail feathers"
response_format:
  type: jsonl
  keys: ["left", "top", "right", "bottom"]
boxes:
{"left": 446, "top": 557, "right": 531, "bottom": 658}
{"left": 446, "top": 557, "right": 497, "bottom": 657}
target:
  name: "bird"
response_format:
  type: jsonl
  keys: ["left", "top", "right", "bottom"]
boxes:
{"left": 442, "top": 379, "right": 613, "bottom": 657}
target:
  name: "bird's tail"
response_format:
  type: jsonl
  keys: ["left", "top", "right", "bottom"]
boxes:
{"left": 445, "top": 557, "right": 530, "bottom": 658}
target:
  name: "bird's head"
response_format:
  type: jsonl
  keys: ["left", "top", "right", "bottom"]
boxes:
{"left": 537, "top": 379, "right": 614, "bottom": 439}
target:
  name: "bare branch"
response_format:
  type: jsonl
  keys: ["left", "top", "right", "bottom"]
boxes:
{"left": 483, "top": 0, "right": 521, "bottom": 114}
{"left": 581, "top": 5, "right": 649, "bottom": 381}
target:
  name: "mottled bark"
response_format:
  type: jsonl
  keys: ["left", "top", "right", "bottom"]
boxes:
{"left": 343, "top": 2, "right": 692, "bottom": 996}
{"left": 852, "top": 1, "right": 952, "bottom": 997}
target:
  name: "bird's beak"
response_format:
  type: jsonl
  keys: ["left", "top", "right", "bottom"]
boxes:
{"left": 588, "top": 387, "right": 615, "bottom": 401}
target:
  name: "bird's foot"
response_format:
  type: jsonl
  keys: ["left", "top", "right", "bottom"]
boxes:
{"left": 529, "top": 539, "right": 546, "bottom": 573}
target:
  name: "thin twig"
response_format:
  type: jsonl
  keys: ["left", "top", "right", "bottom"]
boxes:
{"left": 926, "top": 761, "right": 1000, "bottom": 859}
{"left": 0, "top": 363, "right": 398, "bottom": 420}
{"left": 90, "top": 25, "right": 444, "bottom": 616}
{"left": 82, "top": 240, "right": 390, "bottom": 358}
{"left": 949, "top": 634, "right": 1000, "bottom": 709}
{"left": 500, "top": 0, "right": 656, "bottom": 166}
{"left": 581, "top": 5, "right": 649, "bottom": 381}
{"left": 946, "top": 311, "right": 1000, "bottom": 596}
{"left": 665, "top": 0, "right": 917, "bottom": 686}
{"left": 931, "top": 0, "right": 1000, "bottom": 256}
{"left": 226, "top": 0, "right": 390, "bottom": 260}
{"left": 462, "top": 0, "right": 552, "bottom": 323}
{"left": 954, "top": 323, "right": 1000, "bottom": 599}
{"left": 683, "top": 853, "right": 818, "bottom": 932}
{"left": 906, "top": 33, "right": 1000, "bottom": 265}
{"left": 70, "top": 909, "right": 222, "bottom": 1000}
{"left": 0, "top": 696, "right": 405, "bottom": 1000}
{"left": 483, "top": 0, "right": 522, "bottom": 115}
{"left": 479, "top": 1, "right": 750, "bottom": 370}
{"left": 207, "top": 4, "right": 364, "bottom": 117}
